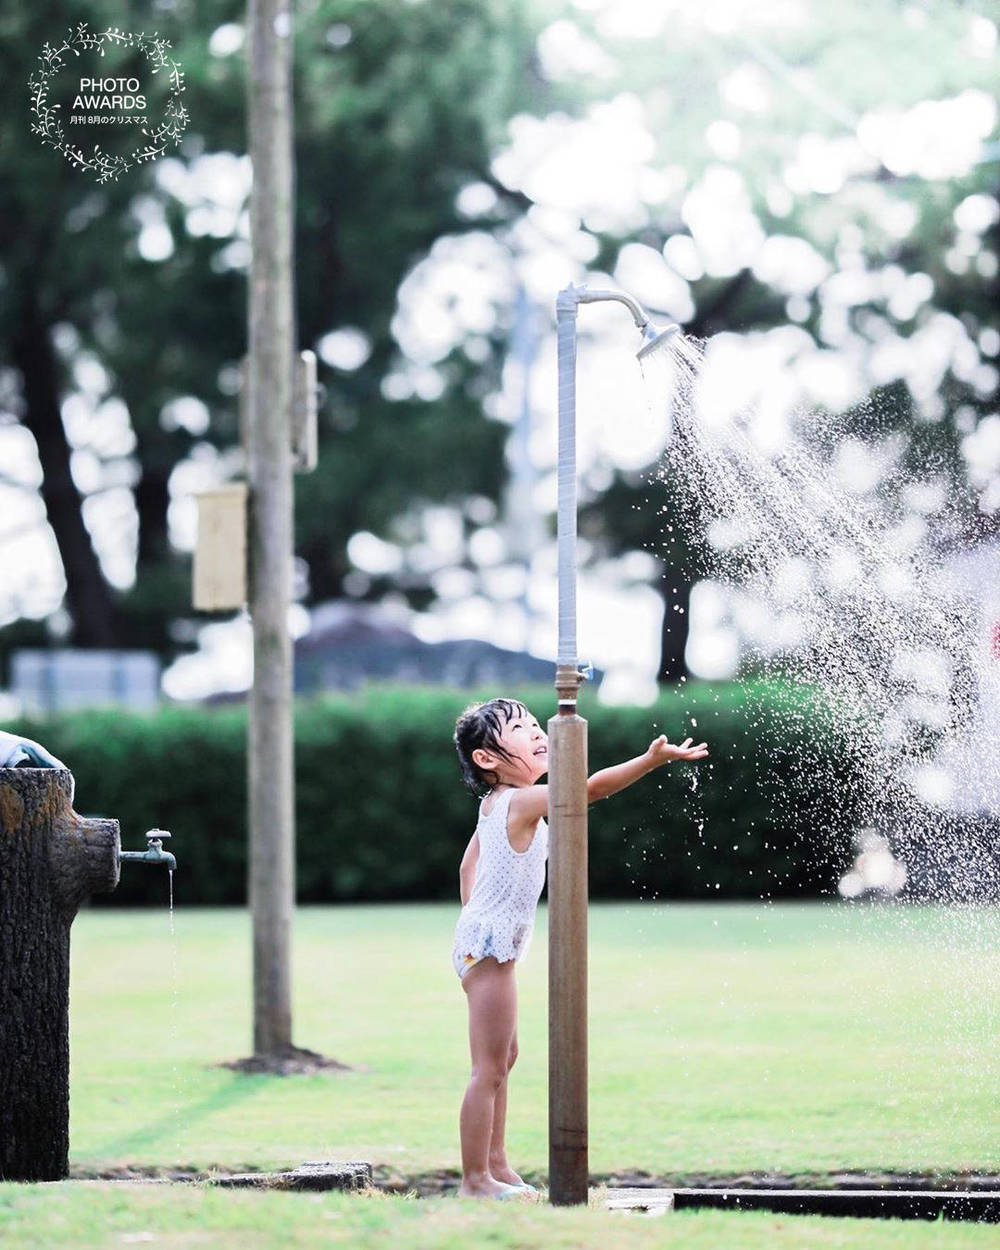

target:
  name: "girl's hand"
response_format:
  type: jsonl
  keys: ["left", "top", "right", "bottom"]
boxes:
{"left": 646, "top": 734, "right": 709, "bottom": 766}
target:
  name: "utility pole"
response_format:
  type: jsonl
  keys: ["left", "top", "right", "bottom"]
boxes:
{"left": 246, "top": 0, "right": 295, "bottom": 1058}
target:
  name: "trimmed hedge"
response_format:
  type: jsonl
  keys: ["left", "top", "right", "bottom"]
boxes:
{"left": 9, "top": 681, "right": 862, "bottom": 906}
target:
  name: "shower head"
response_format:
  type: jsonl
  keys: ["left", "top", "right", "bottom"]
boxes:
{"left": 557, "top": 285, "right": 682, "bottom": 361}
{"left": 636, "top": 319, "right": 681, "bottom": 361}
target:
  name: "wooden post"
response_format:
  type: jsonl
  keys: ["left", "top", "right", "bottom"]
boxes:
{"left": 547, "top": 664, "right": 589, "bottom": 1205}
{"left": 0, "top": 769, "right": 119, "bottom": 1180}
{"left": 246, "top": 0, "right": 295, "bottom": 1057}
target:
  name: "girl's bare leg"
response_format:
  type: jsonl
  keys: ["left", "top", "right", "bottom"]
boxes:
{"left": 459, "top": 958, "right": 520, "bottom": 1198}
{"left": 488, "top": 1034, "right": 525, "bottom": 1185}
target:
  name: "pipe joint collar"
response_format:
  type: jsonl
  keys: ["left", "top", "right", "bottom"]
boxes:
{"left": 556, "top": 285, "right": 582, "bottom": 317}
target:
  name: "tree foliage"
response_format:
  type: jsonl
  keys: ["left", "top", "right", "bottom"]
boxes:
{"left": 0, "top": 0, "right": 548, "bottom": 654}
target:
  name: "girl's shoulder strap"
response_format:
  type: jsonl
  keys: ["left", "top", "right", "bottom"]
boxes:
{"left": 478, "top": 785, "right": 515, "bottom": 831}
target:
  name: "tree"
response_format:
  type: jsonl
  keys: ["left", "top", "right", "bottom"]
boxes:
{"left": 0, "top": 0, "right": 246, "bottom": 653}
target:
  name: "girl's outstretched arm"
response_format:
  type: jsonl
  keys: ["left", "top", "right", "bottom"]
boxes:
{"left": 588, "top": 735, "right": 708, "bottom": 800}
{"left": 459, "top": 832, "right": 480, "bottom": 905}
{"left": 508, "top": 735, "right": 709, "bottom": 831}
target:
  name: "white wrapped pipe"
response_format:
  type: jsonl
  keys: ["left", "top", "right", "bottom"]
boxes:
{"left": 553, "top": 284, "right": 680, "bottom": 673}
{"left": 556, "top": 288, "right": 580, "bottom": 667}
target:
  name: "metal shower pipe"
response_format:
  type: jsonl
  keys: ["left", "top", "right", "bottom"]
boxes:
{"left": 554, "top": 284, "right": 679, "bottom": 675}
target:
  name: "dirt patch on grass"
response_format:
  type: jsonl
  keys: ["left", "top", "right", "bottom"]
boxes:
{"left": 218, "top": 1046, "right": 351, "bottom": 1076}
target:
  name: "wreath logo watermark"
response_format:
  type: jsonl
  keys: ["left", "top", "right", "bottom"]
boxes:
{"left": 29, "top": 23, "right": 188, "bottom": 183}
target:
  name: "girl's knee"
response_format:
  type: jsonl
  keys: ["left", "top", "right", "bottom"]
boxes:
{"left": 506, "top": 1041, "right": 518, "bottom": 1072}
{"left": 471, "top": 1061, "right": 508, "bottom": 1093}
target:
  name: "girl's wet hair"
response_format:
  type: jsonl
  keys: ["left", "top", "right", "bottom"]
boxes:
{"left": 453, "top": 697, "right": 531, "bottom": 796}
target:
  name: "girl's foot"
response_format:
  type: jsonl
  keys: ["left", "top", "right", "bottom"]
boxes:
{"left": 490, "top": 1159, "right": 536, "bottom": 1189}
{"left": 490, "top": 1167, "right": 526, "bottom": 1187}
{"left": 458, "top": 1176, "right": 523, "bottom": 1200}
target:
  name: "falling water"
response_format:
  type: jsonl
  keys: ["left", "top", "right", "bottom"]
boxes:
{"left": 637, "top": 332, "right": 999, "bottom": 1164}
{"left": 166, "top": 868, "right": 183, "bottom": 1166}
{"left": 641, "top": 333, "right": 998, "bottom": 904}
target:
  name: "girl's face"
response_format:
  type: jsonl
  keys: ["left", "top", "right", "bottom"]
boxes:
{"left": 475, "top": 706, "right": 548, "bottom": 787}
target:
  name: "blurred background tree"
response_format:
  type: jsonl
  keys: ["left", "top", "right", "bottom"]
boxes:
{"left": 0, "top": 0, "right": 550, "bottom": 659}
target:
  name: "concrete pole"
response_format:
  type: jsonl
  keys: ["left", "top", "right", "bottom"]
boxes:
{"left": 548, "top": 289, "right": 590, "bottom": 1205}
{"left": 246, "top": 0, "right": 295, "bottom": 1057}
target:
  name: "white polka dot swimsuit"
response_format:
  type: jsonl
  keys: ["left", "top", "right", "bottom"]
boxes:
{"left": 452, "top": 787, "right": 548, "bottom": 978}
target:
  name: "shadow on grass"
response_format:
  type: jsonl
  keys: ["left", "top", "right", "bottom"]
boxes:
{"left": 87, "top": 1072, "right": 272, "bottom": 1160}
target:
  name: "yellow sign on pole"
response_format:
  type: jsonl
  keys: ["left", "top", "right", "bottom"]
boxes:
{"left": 193, "top": 483, "right": 248, "bottom": 611}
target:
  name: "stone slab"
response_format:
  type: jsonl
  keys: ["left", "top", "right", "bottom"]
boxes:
{"left": 605, "top": 1188, "right": 674, "bottom": 1212}
{"left": 212, "top": 1161, "right": 372, "bottom": 1192}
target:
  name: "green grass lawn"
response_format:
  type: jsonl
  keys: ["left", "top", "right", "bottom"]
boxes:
{"left": 3, "top": 901, "right": 996, "bottom": 1249}
{"left": 67, "top": 901, "right": 998, "bottom": 1179}
{"left": 2, "top": 1184, "right": 999, "bottom": 1250}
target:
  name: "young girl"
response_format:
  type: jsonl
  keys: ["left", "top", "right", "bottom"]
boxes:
{"left": 451, "top": 697, "right": 709, "bottom": 1199}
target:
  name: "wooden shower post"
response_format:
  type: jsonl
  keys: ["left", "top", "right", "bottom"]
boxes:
{"left": 547, "top": 662, "right": 589, "bottom": 1205}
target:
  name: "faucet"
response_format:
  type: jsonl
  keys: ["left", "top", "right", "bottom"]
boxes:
{"left": 119, "top": 829, "right": 176, "bottom": 871}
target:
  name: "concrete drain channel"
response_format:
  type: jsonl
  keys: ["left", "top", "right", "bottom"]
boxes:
{"left": 603, "top": 1186, "right": 999, "bottom": 1222}
{"left": 203, "top": 1163, "right": 1000, "bottom": 1222}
